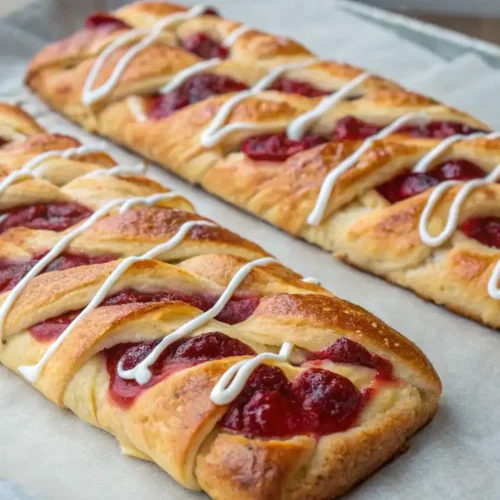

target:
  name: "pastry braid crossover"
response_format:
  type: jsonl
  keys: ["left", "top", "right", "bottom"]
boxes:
{"left": 0, "top": 103, "right": 440, "bottom": 499}
{"left": 25, "top": 2, "right": 500, "bottom": 328}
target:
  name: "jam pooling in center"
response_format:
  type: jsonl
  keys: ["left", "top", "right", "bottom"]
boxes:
{"left": 104, "top": 334, "right": 393, "bottom": 438}
{"left": 221, "top": 365, "right": 364, "bottom": 438}
{"left": 107, "top": 331, "right": 255, "bottom": 408}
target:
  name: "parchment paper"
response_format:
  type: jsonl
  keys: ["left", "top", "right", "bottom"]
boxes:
{"left": 1, "top": 1, "right": 500, "bottom": 499}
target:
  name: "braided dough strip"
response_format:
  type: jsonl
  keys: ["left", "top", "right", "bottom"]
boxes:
{"left": 0, "top": 103, "right": 440, "bottom": 498}
{"left": 24, "top": 2, "right": 500, "bottom": 328}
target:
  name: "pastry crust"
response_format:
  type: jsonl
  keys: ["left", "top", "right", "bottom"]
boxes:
{"left": 24, "top": 1, "right": 499, "bottom": 329}
{"left": 0, "top": 103, "right": 441, "bottom": 499}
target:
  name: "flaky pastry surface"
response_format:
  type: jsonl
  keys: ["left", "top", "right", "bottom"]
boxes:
{"left": 0, "top": 102, "right": 441, "bottom": 499}
{"left": 24, "top": 1, "right": 500, "bottom": 329}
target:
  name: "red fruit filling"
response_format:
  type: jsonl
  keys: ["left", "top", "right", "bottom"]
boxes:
{"left": 400, "top": 120, "right": 486, "bottom": 139}
{"left": 29, "top": 288, "right": 260, "bottom": 342}
{"left": 106, "top": 331, "right": 255, "bottom": 408}
{"left": 331, "top": 116, "right": 486, "bottom": 142}
{"left": 427, "top": 159, "right": 486, "bottom": 182}
{"left": 202, "top": 8, "right": 220, "bottom": 16}
{"left": 313, "top": 337, "right": 393, "bottom": 381}
{"left": 0, "top": 252, "right": 114, "bottom": 294}
{"left": 376, "top": 171, "right": 439, "bottom": 204}
{"left": 269, "top": 78, "right": 330, "bottom": 98}
{"left": 332, "top": 116, "right": 384, "bottom": 141}
{"left": 241, "top": 133, "right": 328, "bottom": 162}
{"left": 147, "top": 73, "right": 247, "bottom": 120}
{"left": 221, "top": 365, "right": 362, "bottom": 438}
{"left": 377, "top": 159, "right": 486, "bottom": 204}
{"left": 0, "top": 138, "right": 7, "bottom": 148}
{"left": 0, "top": 202, "right": 92, "bottom": 233}
{"left": 84, "top": 13, "right": 130, "bottom": 33}
{"left": 460, "top": 217, "right": 500, "bottom": 249}
{"left": 181, "top": 33, "right": 228, "bottom": 60}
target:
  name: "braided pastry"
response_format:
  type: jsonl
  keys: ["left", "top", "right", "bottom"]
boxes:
{"left": 25, "top": 2, "right": 500, "bottom": 328}
{"left": 0, "top": 102, "right": 440, "bottom": 498}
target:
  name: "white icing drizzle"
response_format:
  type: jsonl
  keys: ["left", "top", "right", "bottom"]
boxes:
{"left": 18, "top": 218, "right": 215, "bottom": 383}
{"left": 419, "top": 164, "right": 500, "bottom": 247}
{"left": 488, "top": 260, "right": 500, "bottom": 299}
{"left": 117, "top": 256, "right": 276, "bottom": 384}
{"left": 223, "top": 25, "right": 251, "bottom": 47}
{"left": 301, "top": 277, "right": 320, "bottom": 285}
{"left": 200, "top": 59, "right": 317, "bottom": 148}
{"left": 157, "top": 57, "right": 221, "bottom": 95}
{"left": 82, "top": 4, "right": 209, "bottom": 106}
{"left": 81, "top": 163, "right": 147, "bottom": 178}
{"left": 210, "top": 341, "right": 294, "bottom": 405}
{"left": 307, "top": 112, "right": 428, "bottom": 225}
{"left": 413, "top": 131, "right": 499, "bottom": 173}
{"left": 414, "top": 130, "right": 500, "bottom": 300}
{"left": 127, "top": 96, "right": 148, "bottom": 122}
{"left": 286, "top": 72, "right": 370, "bottom": 141}
{"left": 117, "top": 191, "right": 180, "bottom": 213}
{"left": 0, "top": 143, "right": 111, "bottom": 195}
{"left": 0, "top": 192, "right": 179, "bottom": 349}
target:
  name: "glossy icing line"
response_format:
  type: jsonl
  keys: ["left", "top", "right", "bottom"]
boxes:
{"left": 0, "top": 192, "right": 179, "bottom": 350}
{"left": 81, "top": 162, "right": 147, "bottom": 178}
{"left": 82, "top": 4, "right": 209, "bottom": 106}
{"left": 157, "top": 58, "right": 221, "bottom": 95}
{"left": 413, "top": 131, "right": 500, "bottom": 173}
{"left": 286, "top": 72, "right": 370, "bottom": 140}
{"left": 18, "top": 218, "right": 215, "bottom": 383}
{"left": 307, "top": 112, "right": 429, "bottom": 225}
{"left": 417, "top": 162, "right": 500, "bottom": 302}
{"left": 200, "top": 59, "right": 317, "bottom": 147}
{"left": 301, "top": 276, "right": 320, "bottom": 285}
{"left": 211, "top": 341, "right": 294, "bottom": 405}
{"left": 127, "top": 96, "right": 148, "bottom": 122}
{"left": 0, "top": 143, "right": 111, "bottom": 194}
{"left": 223, "top": 25, "right": 251, "bottom": 47}
{"left": 419, "top": 164, "right": 500, "bottom": 247}
{"left": 117, "top": 256, "right": 277, "bottom": 385}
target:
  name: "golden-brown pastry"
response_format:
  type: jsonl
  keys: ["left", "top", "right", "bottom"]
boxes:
{"left": 25, "top": 2, "right": 500, "bottom": 328}
{"left": 0, "top": 103, "right": 440, "bottom": 499}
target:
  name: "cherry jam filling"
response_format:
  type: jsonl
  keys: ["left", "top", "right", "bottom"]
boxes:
{"left": 459, "top": 217, "right": 500, "bottom": 249}
{"left": 0, "top": 252, "right": 114, "bottom": 295}
{"left": 106, "top": 331, "right": 254, "bottom": 408}
{"left": 240, "top": 119, "right": 486, "bottom": 162}
{"left": 269, "top": 78, "right": 330, "bottom": 98}
{"left": 28, "top": 288, "right": 260, "bottom": 342}
{"left": 376, "top": 159, "right": 487, "bottom": 204}
{"left": 312, "top": 337, "right": 393, "bottom": 381}
{"left": 241, "top": 132, "right": 328, "bottom": 162}
{"left": 147, "top": 73, "right": 248, "bottom": 120}
{"left": 221, "top": 365, "right": 362, "bottom": 438}
{"left": 0, "top": 202, "right": 92, "bottom": 233}
{"left": 331, "top": 117, "right": 486, "bottom": 142}
{"left": 84, "top": 13, "right": 130, "bottom": 33}
{"left": 181, "top": 33, "right": 228, "bottom": 60}
{"left": 399, "top": 120, "right": 486, "bottom": 139}
{"left": 332, "top": 116, "right": 384, "bottom": 141}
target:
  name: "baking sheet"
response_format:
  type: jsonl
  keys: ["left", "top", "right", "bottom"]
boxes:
{"left": 1, "top": 1, "right": 500, "bottom": 499}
